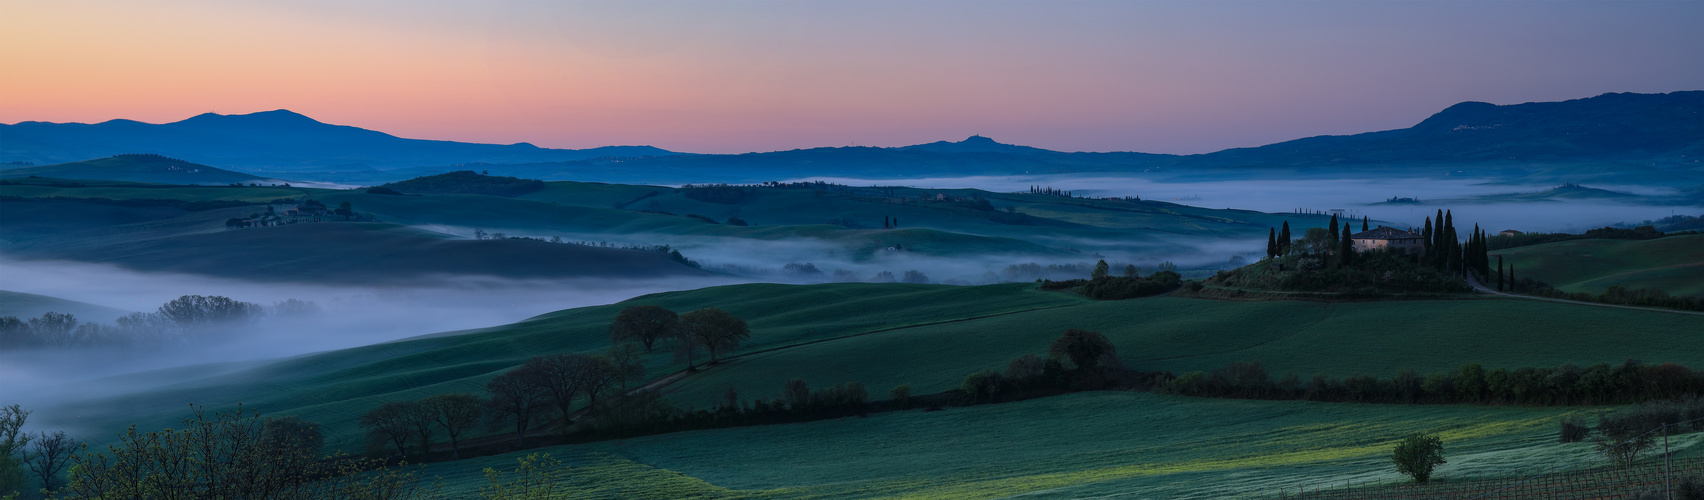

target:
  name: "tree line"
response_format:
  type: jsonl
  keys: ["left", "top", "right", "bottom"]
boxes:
{"left": 0, "top": 404, "right": 440, "bottom": 499}
{"left": 1162, "top": 359, "right": 1704, "bottom": 406}
{"left": 0, "top": 295, "right": 315, "bottom": 351}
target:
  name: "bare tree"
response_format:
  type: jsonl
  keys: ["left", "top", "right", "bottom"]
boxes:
{"left": 26, "top": 431, "right": 75, "bottom": 492}
{"left": 608, "top": 305, "right": 680, "bottom": 353}
{"left": 425, "top": 394, "right": 482, "bottom": 460}
{"left": 157, "top": 295, "right": 261, "bottom": 330}
{"left": 359, "top": 402, "right": 414, "bottom": 458}
{"left": 486, "top": 367, "right": 549, "bottom": 447}
{"left": 0, "top": 404, "right": 29, "bottom": 494}
{"left": 605, "top": 343, "right": 647, "bottom": 390}
{"left": 522, "top": 354, "right": 593, "bottom": 432}
{"left": 680, "top": 308, "right": 750, "bottom": 365}
{"left": 402, "top": 401, "right": 438, "bottom": 456}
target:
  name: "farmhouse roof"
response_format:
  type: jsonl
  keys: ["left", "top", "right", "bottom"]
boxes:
{"left": 1350, "top": 226, "right": 1421, "bottom": 240}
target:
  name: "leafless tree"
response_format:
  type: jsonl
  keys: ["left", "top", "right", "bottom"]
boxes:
{"left": 424, "top": 394, "right": 482, "bottom": 459}
{"left": 487, "top": 366, "right": 549, "bottom": 447}
{"left": 358, "top": 402, "right": 414, "bottom": 458}
{"left": 608, "top": 305, "right": 680, "bottom": 353}
{"left": 26, "top": 430, "right": 75, "bottom": 492}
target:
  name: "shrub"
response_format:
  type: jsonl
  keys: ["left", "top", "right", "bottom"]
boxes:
{"left": 1558, "top": 415, "right": 1591, "bottom": 443}
{"left": 961, "top": 370, "right": 1004, "bottom": 402}
{"left": 1391, "top": 433, "right": 1446, "bottom": 483}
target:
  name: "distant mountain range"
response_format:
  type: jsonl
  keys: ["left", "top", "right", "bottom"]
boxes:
{"left": 0, "top": 109, "right": 678, "bottom": 172}
{"left": 3, "top": 91, "right": 1699, "bottom": 184}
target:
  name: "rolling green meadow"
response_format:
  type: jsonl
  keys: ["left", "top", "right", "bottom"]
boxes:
{"left": 1492, "top": 234, "right": 1704, "bottom": 297}
{"left": 37, "top": 281, "right": 1704, "bottom": 497}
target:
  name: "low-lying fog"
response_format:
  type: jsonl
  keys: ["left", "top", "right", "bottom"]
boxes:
{"left": 793, "top": 175, "right": 1700, "bottom": 233}
{"left": 0, "top": 257, "right": 741, "bottom": 408}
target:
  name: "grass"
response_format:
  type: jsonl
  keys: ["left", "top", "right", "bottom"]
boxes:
{"left": 418, "top": 391, "right": 1623, "bottom": 499}
{"left": 1493, "top": 234, "right": 1704, "bottom": 296}
{"left": 44, "top": 283, "right": 1704, "bottom": 459}
{"left": 0, "top": 156, "right": 269, "bottom": 185}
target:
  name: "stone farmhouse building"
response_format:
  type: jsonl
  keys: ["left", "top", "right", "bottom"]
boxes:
{"left": 1349, "top": 226, "right": 1423, "bottom": 253}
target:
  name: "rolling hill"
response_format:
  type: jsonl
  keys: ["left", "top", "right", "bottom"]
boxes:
{"left": 0, "top": 154, "right": 271, "bottom": 185}
{"left": 0, "top": 109, "right": 679, "bottom": 171}
{"left": 37, "top": 282, "right": 1703, "bottom": 497}
{"left": 0, "top": 290, "right": 133, "bottom": 324}
{"left": 1492, "top": 234, "right": 1704, "bottom": 297}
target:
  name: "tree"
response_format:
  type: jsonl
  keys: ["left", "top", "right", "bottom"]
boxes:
{"left": 783, "top": 378, "right": 811, "bottom": 410}
{"left": 65, "top": 405, "right": 437, "bottom": 499}
{"left": 156, "top": 295, "right": 260, "bottom": 330}
{"left": 359, "top": 401, "right": 415, "bottom": 457}
{"left": 1339, "top": 222, "right": 1355, "bottom": 267}
{"left": 1091, "top": 260, "right": 1110, "bottom": 280}
{"left": 486, "top": 366, "right": 550, "bottom": 447}
{"left": 1362, "top": 216, "right": 1369, "bottom": 231}
{"left": 27, "top": 312, "right": 77, "bottom": 348}
{"left": 261, "top": 415, "right": 324, "bottom": 460}
{"left": 1048, "top": 329, "right": 1118, "bottom": 374}
{"left": 1267, "top": 228, "right": 1277, "bottom": 258}
{"left": 901, "top": 270, "right": 930, "bottom": 284}
{"left": 0, "top": 405, "right": 28, "bottom": 496}
{"left": 1326, "top": 214, "right": 1339, "bottom": 249}
{"left": 605, "top": 342, "right": 646, "bottom": 390}
{"left": 25, "top": 430, "right": 74, "bottom": 493}
{"left": 425, "top": 393, "right": 483, "bottom": 459}
{"left": 1391, "top": 433, "right": 1446, "bottom": 483}
{"left": 1421, "top": 217, "right": 1434, "bottom": 264}
{"left": 522, "top": 353, "right": 594, "bottom": 431}
{"left": 1123, "top": 264, "right": 1138, "bottom": 278}
{"left": 402, "top": 400, "right": 439, "bottom": 455}
{"left": 1278, "top": 222, "right": 1292, "bottom": 255}
{"left": 335, "top": 201, "right": 353, "bottom": 220}
{"left": 608, "top": 305, "right": 680, "bottom": 353}
{"left": 680, "top": 307, "right": 750, "bottom": 364}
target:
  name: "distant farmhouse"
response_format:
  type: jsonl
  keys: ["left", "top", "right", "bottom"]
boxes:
{"left": 1499, "top": 229, "right": 1523, "bottom": 237}
{"left": 1349, "top": 226, "right": 1423, "bottom": 253}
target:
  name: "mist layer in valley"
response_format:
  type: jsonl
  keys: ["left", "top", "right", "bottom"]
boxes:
{"left": 0, "top": 257, "right": 739, "bottom": 410}
{"left": 790, "top": 174, "right": 1702, "bottom": 234}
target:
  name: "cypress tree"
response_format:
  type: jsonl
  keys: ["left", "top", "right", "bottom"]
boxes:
{"left": 1339, "top": 222, "right": 1355, "bottom": 267}
{"left": 1267, "top": 228, "right": 1278, "bottom": 258}
{"left": 1497, "top": 255, "right": 1504, "bottom": 291}
{"left": 1327, "top": 214, "right": 1340, "bottom": 249}
{"left": 1362, "top": 216, "right": 1369, "bottom": 231}
{"left": 1421, "top": 217, "right": 1434, "bottom": 264}
{"left": 1279, "top": 222, "right": 1291, "bottom": 255}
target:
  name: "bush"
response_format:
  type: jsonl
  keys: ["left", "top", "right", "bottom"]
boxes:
{"left": 1558, "top": 415, "right": 1591, "bottom": 443}
{"left": 961, "top": 370, "right": 1004, "bottom": 402}
{"left": 1391, "top": 433, "right": 1446, "bottom": 483}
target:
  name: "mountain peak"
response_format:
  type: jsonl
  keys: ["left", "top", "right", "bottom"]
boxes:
{"left": 178, "top": 109, "right": 322, "bottom": 126}
{"left": 960, "top": 134, "right": 999, "bottom": 144}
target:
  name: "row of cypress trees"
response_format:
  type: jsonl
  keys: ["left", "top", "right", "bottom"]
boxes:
{"left": 1419, "top": 209, "right": 1491, "bottom": 278}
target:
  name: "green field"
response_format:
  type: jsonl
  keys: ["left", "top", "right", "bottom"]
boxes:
{"left": 1493, "top": 235, "right": 1704, "bottom": 296}
{"left": 415, "top": 391, "right": 1641, "bottom": 498}
{"left": 46, "top": 283, "right": 1704, "bottom": 460}
{"left": 0, "top": 155, "right": 270, "bottom": 185}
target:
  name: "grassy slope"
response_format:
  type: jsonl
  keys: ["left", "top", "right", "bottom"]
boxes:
{"left": 1492, "top": 235, "right": 1704, "bottom": 296}
{"left": 48, "top": 283, "right": 1704, "bottom": 457}
{"left": 0, "top": 156, "right": 268, "bottom": 185}
{"left": 18, "top": 221, "right": 713, "bottom": 283}
{"left": 420, "top": 391, "right": 1623, "bottom": 499}
{"left": 0, "top": 177, "right": 309, "bottom": 202}
{"left": 0, "top": 290, "right": 133, "bottom": 323}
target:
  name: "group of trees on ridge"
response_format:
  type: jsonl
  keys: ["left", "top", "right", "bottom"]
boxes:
{"left": 0, "top": 295, "right": 315, "bottom": 351}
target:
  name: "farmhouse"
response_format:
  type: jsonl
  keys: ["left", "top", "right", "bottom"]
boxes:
{"left": 1499, "top": 229, "right": 1524, "bottom": 236}
{"left": 1349, "top": 226, "right": 1423, "bottom": 253}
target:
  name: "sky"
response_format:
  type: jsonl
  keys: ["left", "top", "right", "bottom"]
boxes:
{"left": 1, "top": 0, "right": 1700, "bottom": 154}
